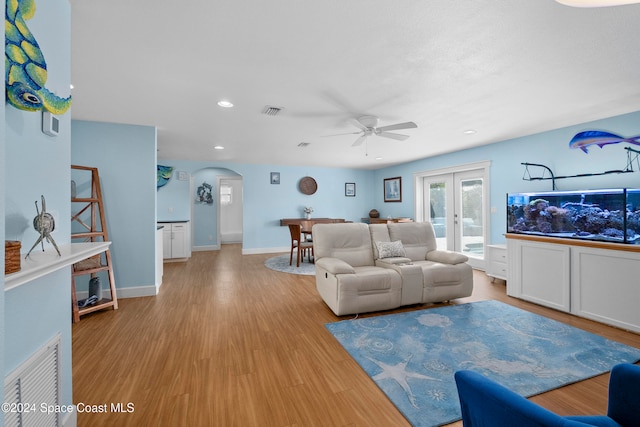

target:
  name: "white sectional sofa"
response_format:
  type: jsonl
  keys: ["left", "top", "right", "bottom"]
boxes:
{"left": 312, "top": 222, "right": 473, "bottom": 316}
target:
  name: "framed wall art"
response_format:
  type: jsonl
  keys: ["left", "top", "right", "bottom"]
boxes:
{"left": 384, "top": 177, "right": 402, "bottom": 202}
{"left": 270, "top": 172, "right": 280, "bottom": 184}
{"left": 345, "top": 183, "right": 356, "bottom": 197}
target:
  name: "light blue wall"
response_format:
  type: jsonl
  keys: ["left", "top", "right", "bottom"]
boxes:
{"left": 157, "top": 165, "right": 191, "bottom": 221}
{"left": 71, "top": 120, "right": 157, "bottom": 292}
{"left": 191, "top": 168, "right": 236, "bottom": 247}
{"left": 157, "top": 160, "right": 376, "bottom": 251}
{"left": 374, "top": 110, "right": 640, "bottom": 244}
{"left": 3, "top": 0, "right": 73, "bottom": 414}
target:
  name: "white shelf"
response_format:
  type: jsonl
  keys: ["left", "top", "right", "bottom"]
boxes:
{"left": 5, "top": 242, "right": 111, "bottom": 291}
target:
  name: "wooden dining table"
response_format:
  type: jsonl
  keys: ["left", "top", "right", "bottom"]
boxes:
{"left": 280, "top": 218, "right": 346, "bottom": 234}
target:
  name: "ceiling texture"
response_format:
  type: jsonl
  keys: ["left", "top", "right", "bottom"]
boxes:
{"left": 69, "top": 0, "right": 640, "bottom": 170}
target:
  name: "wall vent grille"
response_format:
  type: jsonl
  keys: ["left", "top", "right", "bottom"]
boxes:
{"left": 4, "top": 334, "right": 61, "bottom": 427}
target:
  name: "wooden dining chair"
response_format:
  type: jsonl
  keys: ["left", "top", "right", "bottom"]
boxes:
{"left": 288, "top": 224, "right": 314, "bottom": 267}
{"left": 300, "top": 220, "right": 313, "bottom": 242}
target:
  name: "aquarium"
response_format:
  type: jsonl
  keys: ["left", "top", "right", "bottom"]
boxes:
{"left": 507, "top": 188, "right": 640, "bottom": 244}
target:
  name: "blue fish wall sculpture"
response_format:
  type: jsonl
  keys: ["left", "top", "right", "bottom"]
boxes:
{"left": 157, "top": 165, "right": 174, "bottom": 189}
{"left": 5, "top": 0, "right": 72, "bottom": 113}
{"left": 569, "top": 130, "right": 640, "bottom": 154}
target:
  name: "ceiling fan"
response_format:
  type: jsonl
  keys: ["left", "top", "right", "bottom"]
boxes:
{"left": 325, "top": 115, "right": 418, "bottom": 147}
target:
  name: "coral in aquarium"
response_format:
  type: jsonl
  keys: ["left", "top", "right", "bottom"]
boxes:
{"left": 508, "top": 191, "right": 640, "bottom": 243}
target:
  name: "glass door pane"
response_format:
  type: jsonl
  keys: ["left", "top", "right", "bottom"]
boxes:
{"left": 424, "top": 175, "right": 453, "bottom": 251}
{"left": 456, "top": 174, "right": 484, "bottom": 261}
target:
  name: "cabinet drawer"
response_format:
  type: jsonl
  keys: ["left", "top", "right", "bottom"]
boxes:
{"left": 490, "top": 261, "right": 507, "bottom": 277}
{"left": 493, "top": 251, "right": 507, "bottom": 262}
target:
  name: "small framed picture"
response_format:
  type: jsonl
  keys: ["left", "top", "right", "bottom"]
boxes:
{"left": 384, "top": 177, "right": 402, "bottom": 202}
{"left": 270, "top": 172, "right": 280, "bottom": 185}
{"left": 345, "top": 182, "right": 356, "bottom": 197}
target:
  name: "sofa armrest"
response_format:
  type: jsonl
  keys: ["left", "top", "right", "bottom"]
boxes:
{"left": 315, "top": 257, "right": 356, "bottom": 274}
{"left": 376, "top": 257, "right": 413, "bottom": 266}
{"left": 607, "top": 363, "right": 640, "bottom": 425}
{"left": 427, "top": 250, "right": 468, "bottom": 265}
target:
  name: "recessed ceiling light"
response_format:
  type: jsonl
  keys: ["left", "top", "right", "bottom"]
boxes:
{"left": 217, "top": 100, "right": 233, "bottom": 108}
{"left": 463, "top": 129, "right": 477, "bottom": 135}
{"left": 213, "top": 145, "right": 224, "bottom": 150}
{"left": 70, "top": 84, "right": 74, "bottom": 90}
{"left": 375, "top": 157, "right": 383, "bottom": 161}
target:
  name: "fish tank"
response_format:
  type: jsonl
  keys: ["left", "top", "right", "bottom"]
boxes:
{"left": 507, "top": 188, "right": 640, "bottom": 244}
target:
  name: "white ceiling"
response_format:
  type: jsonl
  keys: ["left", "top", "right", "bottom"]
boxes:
{"left": 69, "top": 0, "right": 640, "bottom": 170}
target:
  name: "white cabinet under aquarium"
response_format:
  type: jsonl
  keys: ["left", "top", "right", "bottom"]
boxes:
{"left": 507, "top": 234, "right": 640, "bottom": 333}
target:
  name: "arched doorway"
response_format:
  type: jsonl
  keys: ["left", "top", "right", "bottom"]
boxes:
{"left": 191, "top": 167, "right": 243, "bottom": 250}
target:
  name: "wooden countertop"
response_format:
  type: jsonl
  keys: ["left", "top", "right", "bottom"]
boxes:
{"left": 505, "top": 233, "right": 640, "bottom": 253}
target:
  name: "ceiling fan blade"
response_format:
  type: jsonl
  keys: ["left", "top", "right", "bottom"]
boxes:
{"left": 352, "top": 135, "right": 367, "bottom": 147}
{"left": 378, "top": 131, "right": 410, "bottom": 141}
{"left": 350, "top": 118, "right": 369, "bottom": 132}
{"left": 321, "top": 131, "right": 362, "bottom": 137}
{"left": 377, "top": 121, "right": 417, "bottom": 132}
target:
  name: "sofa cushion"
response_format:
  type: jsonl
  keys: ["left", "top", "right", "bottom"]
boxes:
{"left": 375, "top": 240, "right": 406, "bottom": 259}
{"left": 388, "top": 222, "right": 437, "bottom": 261}
{"left": 312, "top": 223, "right": 375, "bottom": 267}
{"left": 369, "top": 223, "right": 391, "bottom": 259}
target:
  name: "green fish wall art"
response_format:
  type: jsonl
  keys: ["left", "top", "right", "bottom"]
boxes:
{"left": 5, "top": 0, "right": 72, "bottom": 114}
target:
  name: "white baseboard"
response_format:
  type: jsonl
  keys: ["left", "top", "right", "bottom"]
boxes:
{"left": 77, "top": 284, "right": 158, "bottom": 300}
{"left": 192, "top": 245, "right": 220, "bottom": 252}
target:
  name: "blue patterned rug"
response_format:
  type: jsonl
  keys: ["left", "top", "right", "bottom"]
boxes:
{"left": 264, "top": 254, "right": 315, "bottom": 275}
{"left": 325, "top": 300, "right": 640, "bottom": 427}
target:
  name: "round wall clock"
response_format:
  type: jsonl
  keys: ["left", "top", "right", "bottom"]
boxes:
{"left": 299, "top": 176, "right": 318, "bottom": 195}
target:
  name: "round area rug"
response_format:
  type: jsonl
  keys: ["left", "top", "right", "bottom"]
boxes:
{"left": 265, "top": 254, "right": 315, "bottom": 275}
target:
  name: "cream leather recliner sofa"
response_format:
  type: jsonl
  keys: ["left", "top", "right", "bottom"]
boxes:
{"left": 313, "top": 222, "right": 473, "bottom": 316}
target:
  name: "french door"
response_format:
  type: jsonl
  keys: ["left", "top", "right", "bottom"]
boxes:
{"left": 416, "top": 163, "right": 489, "bottom": 269}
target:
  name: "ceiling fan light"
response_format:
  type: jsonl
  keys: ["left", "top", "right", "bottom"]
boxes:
{"left": 555, "top": 0, "right": 640, "bottom": 6}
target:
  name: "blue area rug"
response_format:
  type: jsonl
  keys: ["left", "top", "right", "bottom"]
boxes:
{"left": 325, "top": 300, "right": 640, "bottom": 427}
{"left": 264, "top": 254, "right": 315, "bottom": 276}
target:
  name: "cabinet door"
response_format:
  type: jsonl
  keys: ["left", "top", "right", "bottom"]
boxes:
{"left": 162, "top": 226, "right": 172, "bottom": 259}
{"left": 509, "top": 239, "right": 571, "bottom": 312}
{"left": 171, "top": 224, "right": 187, "bottom": 258}
{"left": 571, "top": 246, "right": 640, "bottom": 332}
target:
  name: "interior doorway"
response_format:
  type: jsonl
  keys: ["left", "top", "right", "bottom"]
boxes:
{"left": 217, "top": 176, "right": 243, "bottom": 244}
{"left": 414, "top": 161, "right": 489, "bottom": 269}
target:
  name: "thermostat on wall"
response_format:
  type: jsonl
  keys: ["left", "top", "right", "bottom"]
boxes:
{"left": 42, "top": 111, "right": 60, "bottom": 137}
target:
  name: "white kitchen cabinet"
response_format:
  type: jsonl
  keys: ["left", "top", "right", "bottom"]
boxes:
{"left": 159, "top": 222, "right": 191, "bottom": 260}
{"left": 506, "top": 234, "right": 640, "bottom": 333}
{"left": 486, "top": 244, "right": 507, "bottom": 282}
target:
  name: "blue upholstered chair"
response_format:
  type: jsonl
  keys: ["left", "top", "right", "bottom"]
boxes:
{"left": 454, "top": 363, "right": 640, "bottom": 427}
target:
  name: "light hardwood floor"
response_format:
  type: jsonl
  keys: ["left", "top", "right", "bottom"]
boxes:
{"left": 72, "top": 244, "right": 640, "bottom": 426}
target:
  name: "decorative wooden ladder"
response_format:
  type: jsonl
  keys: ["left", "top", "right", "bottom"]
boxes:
{"left": 71, "top": 165, "right": 118, "bottom": 323}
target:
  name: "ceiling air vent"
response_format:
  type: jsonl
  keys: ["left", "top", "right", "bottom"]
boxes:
{"left": 298, "top": 142, "right": 311, "bottom": 148}
{"left": 262, "top": 105, "right": 283, "bottom": 116}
